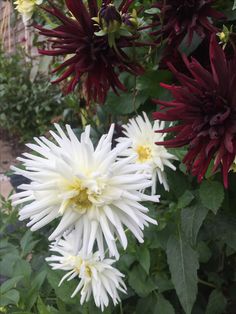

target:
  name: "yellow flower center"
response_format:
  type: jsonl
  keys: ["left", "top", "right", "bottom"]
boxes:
{"left": 136, "top": 145, "right": 152, "bottom": 163}
{"left": 59, "top": 178, "right": 93, "bottom": 214}
{"left": 68, "top": 256, "right": 92, "bottom": 278}
{"left": 69, "top": 187, "right": 92, "bottom": 212}
{"left": 85, "top": 265, "right": 92, "bottom": 278}
{"left": 219, "top": 31, "right": 226, "bottom": 41}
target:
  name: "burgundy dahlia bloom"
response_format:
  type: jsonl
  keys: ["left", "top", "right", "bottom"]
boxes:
{"left": 36, "top": 0, "right": 145, "bottom": 103}
{"left": 152, "top": 0, "right": 224, "bottom": 47}
{"left": 153, "top": 36, "right": 236, "bottom": 188}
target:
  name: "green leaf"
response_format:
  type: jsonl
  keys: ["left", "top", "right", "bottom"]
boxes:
{"left": 137, "top": 70, "right": 172, "bottom": 98}
{"left": 136, "top": 294, "right": 155, "bottom": 314}
{"left": 154, "top": 273, "right": 174, "bottom": 293}
{"left": 177, "top": 191, "right": 194, "bottom": 209}
{"left": 0, "top": 253, "right": 19, "bottom": 277}
{"left": 104, "top": 90, "right": 146, "bottom": 115}
{"left": 166, "top": 230, "right": 199, "bottom": 314}
{"left": 206, "top": 290, "right": 227, "bottom": 314}
{"left": 181, "top": 205, "right": 209, "bottom": 245}
{"left": 0, "top": 289, "right": 20, "bottom": 306}
{"left": 47, "top": 268, "right": 77, "bottom": 304}
{"left": 13, "top": 259, "right": 32, "bottom": 280}
{"left": 197, "top": 242, "right": 212, "bottom": 263}
{"left": 0, "top": 276, "right": 23, "bottom": 294}
{"left": 137, "top": 247, "right": 150, "bottom": 274}
{"left": 136, "top": 293, "right": 174, "bottom": 314}
{"left": 206, "top": 212, "right": 236, "bottom": 251}
{"left": 144, "top": 8, "right": 161, "bottom": 14}
{"left": 128, "top": 265, "right": 156, "bottom": 297}
{"left": 20, "top": 229, "right": 39, "bottom": 257}
{"left": 167, "top": 170, "right": 189, "bottom": 199}
{"left": 155, "top": 294, "right": 175, "bottom": 314}
{"left": 25, "top": 270, "right": 47, "bottom": 310}
{"left": 37, "top": 296, "right": 51, "bottom": 314}
{"left": 199, "top": 181, "right": 224, "bottom": 214}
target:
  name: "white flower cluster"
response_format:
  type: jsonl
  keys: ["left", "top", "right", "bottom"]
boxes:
{"left": 11, "top": 114, "right": 176, "bottom": 311}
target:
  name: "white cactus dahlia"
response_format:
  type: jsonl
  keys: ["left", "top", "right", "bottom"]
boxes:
{"left": 46, "top": 231, "right": 127, "bottom": 311}
{"left": 11, "top": 124, "right": 159, "bottom": 257}
{"left": 117, "top": 113, "right": 177, "bottom": 193}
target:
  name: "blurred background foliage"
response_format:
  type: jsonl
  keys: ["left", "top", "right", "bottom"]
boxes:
{"left": 0, "top": 0, "right": 236, "bottom": 313}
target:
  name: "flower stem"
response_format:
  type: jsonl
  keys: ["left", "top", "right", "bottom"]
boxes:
{"left": 198, "top": 278, "right": 217, "bottom": 289}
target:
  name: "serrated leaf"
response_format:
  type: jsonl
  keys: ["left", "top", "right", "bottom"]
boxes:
{"left": 199, "top": 181, "right": 224, "bottom": 214}
{"left": 181, "top": 205, "right": 208, "bottom": 245}
{"left": 137, "top": 247, "right": 150, "bottom": 274}
{"left": 128, "top": 265, "right": 156, "bottom": 297}
{"left": 0, "top": 276, "right": 22, "bottom": 294}
{"left": 206, "top": 290, "right": 227, "bottom": 314}
{"left": 0, "top": 289, "right": 20, "bottom": 306}
{"left": 177, "top": 191, "right": 194, "bottom": 209}
{"left": 166, "top": 230, "right": 199, "bottom": 314}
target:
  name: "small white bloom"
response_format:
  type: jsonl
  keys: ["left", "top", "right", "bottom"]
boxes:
{"left": 117, "top": 113, "right": 177, "bottom": 193}
{"left": 11, "top": 124, "right": 158, "bottom": 257}
{"left": 46, "top": 231, "right": 127, "bottom": 311}
{"left": 14, "top": 0, "right": 43, "bottom": 24}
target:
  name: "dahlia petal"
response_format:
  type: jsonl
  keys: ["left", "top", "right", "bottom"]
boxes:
{"left": 65, "top": 0, "right": 92, "bottom": 33}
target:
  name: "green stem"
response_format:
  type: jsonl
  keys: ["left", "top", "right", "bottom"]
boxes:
{"left": 120, "top": 301, "right": 123, "bottom": 314}
{"left": 198, "top": 278, "right": 217, "bottom": 289}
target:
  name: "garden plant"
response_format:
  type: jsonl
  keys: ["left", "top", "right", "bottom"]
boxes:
{"left": 0, "top": 0, "right": 236, "bottom": 313}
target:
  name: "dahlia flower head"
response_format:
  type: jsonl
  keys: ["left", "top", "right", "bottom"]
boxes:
{"left": 47, "top": 231, "right": 126, "bottom": 311}
{"left": 14, "top": 0, "right": 43, "bottom": 24}
{"left": 117, "top": 113, "right": 177, "bottom": 193}
{"left": 36, "top": 0, "right": 147, "bottom": 103}
{"left": 152, "top": 0, "right": 224, "bottom": 47}
{"left": 11, "top": 124, "right": 159, "bottom": 258}
{"left": 153, "top": 35, "right": 236, "bottom": 188}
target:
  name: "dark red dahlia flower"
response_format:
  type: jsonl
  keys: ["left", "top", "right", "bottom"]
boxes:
{"left": 36, "top": 0, "right": 145, "bottom": 103}
{"left": 152, "top": 0, "right": 224, "bottom": 47}
{"left": 153, "top": 36, "right": 236, "bottom": 188}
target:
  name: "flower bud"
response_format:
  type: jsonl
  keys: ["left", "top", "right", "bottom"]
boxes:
{"left": 122, "top": 9, "right": 139, "bottom": 31}
{"left": 99, "top": 3, "right": 122, "bottom": 33}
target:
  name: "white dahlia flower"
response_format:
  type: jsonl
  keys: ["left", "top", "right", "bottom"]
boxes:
{"left": 117, "top": 113, "right": 177, "bottom": 193}
{"left": 14, "top": 0, "right": 43, "bottom": 24}
{"left": 46, "top": 231, "right": 126, "bottom": 311}
{"left": 11, "top": 124, "right": 159, "bottom": 257}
